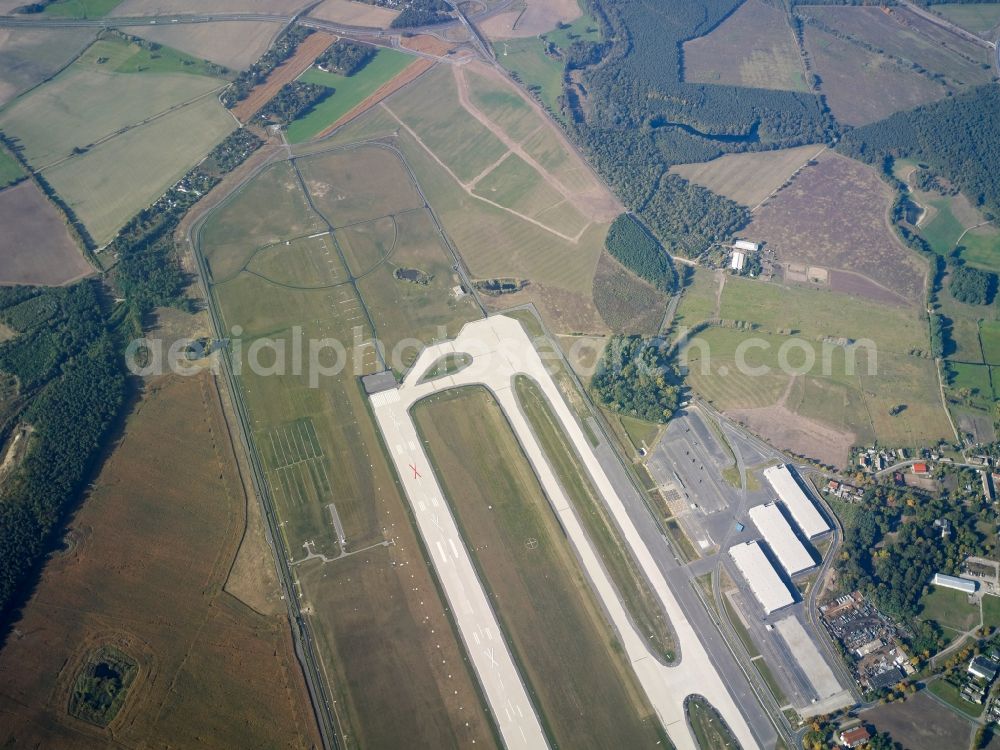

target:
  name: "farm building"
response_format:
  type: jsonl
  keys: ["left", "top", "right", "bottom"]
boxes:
{"left": 932, "top": 572, "right": 977, "bottom": 594}
{"left": 730, "top": 250, "right": 746, "bottom": 271}
{"left": 748, "top": 503, "right": 815, "bottom": 576}
{"left": 763, "top": 464, "right": 829, "bottom": 538}
{"left": 729, "top": 541, "right": 795, "bottom": 615}
{"left": 733, "top": 239, "right": 759, "bottom": 253}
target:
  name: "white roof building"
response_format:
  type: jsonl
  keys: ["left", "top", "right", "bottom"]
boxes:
{"left": 733, "top": 239, "right": 759, "bottom": 253}
{"left": 729, "top": 541, "right": 796, "bottom": 614}
{"left": 730, "top": 250, "right": 746, "bottom": 271}
{"left": 749, "top": 503, "right": 815, "bottom": 575}
{"left": 933, "top": 572, "right": 977, "bottom": 594}
{"left": 763, "top": 464, "right": 829, "bottom": 538}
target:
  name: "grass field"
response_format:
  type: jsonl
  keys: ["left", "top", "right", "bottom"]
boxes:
{"left": 933, "top": 2, "right": 1000, "bottom": 34}
{"left": 683, "top": 0, "right": 807, "bottom": 91}
{"left": 493, "top": 10, "right": 601, "bottom": 119}
{"left": 413, "top": 385, "right": 665, "bottom": 749}
{"left": 802, "top": 22, "right": 948, "bottom": 126}
{"left": 515, "top": 375, "right": 675, "bottom": 660}
{"left": 746, "top": 152, "right": 927, "bottom": 305}
{"left": 0, "top": 373, "right": 319, "bottom": 748}
{"left": 918, "top": 585, "right": 981, "bottom": 634}
{"left": 200, "top": 150, "right": 496, "bottom": 748}
{"left": 41, "top": 0, "right": 122, "bottom": 17}
{"left": 686, "top": 696, "right": 741, "bottom": 750}
{"left": 44, "top": 94, "right": 234, "bottom": 243}
{"left": 981, "top": 321, "right": 1000, "bottom": 366}
{"left": 591, "top": 250, "right": 667, "bottom": 335}
{"left": 0, "top": 180, "right": 93, "bottom": 285}
{"left": 0, "top": 148, "right": 24, "bottom": 187}
{"left": 983, "top": 594, "right": 1000, "bottom": 630}
{"left": 671, "top": 144, "right": 823, "bottom": 209}
{"left": 318, "top": 66, "right": 619, "bottom": 333}
{"left": 928, "top": 677, "right": 986, "bottom": 718}
{"left": 287, "top": 49, "right": 413, "bottom": 143}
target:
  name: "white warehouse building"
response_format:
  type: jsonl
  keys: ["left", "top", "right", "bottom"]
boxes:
{"left": 933, "top": 572, "right": 977, "bottom": 594}
{"left": 749, "top": 502, "right": 815, "bottom": 576}
{"left": 763, "top": 464, "right": 829, "bottom": 538}
{"left": 729, "top": 541, "right": 796, "bottom": 615}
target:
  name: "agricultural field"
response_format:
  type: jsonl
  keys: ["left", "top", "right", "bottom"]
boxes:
{"left": 865, "top": 691, "right": 975, "bottom": 750}
{"left": 481, "top": 0, "right": 583, "bottom": 39}
{"left": 308, "top": 0, "right": 399, "bottom": 27}
{"left": 413, "top": 385, "right": 665, "bottom": 750}
{"left": 982, "top": 321, "right": 1000, "bottom": 366}
{"left": 744, "top": 152, "right": 928, "bottom": 305}
{"left": 199, "top": 147, "right": 495, "bottom": 748}
{"left": 0, "top": 181, "right": 93, "bottom": 285}
{"left": 0, "top": 28, "right": 97, "bottom": 106}
{"left": 806, "top": 5, "right": 994, "bottom": 89}
{"left": 0, "top": 372, "right": 320, "bottom": 749}
{"left": 801, "top": 22, "right": 948, "bottom": 126}
{"left": 287, "top": 48, "right": 413, "bottom": 143}
{"left": 933, "top": 2, "right": 1000, "bottom": 35}
{"left": 492, "top": 8, "right": 601, "bottom": 118}
{"left": 111, "top": 0, "right": 308, "bottom": 12}
{"left": 0, "top": 37, "right": 224, "bottom": 167}
{"left": 319, "top": 60, "right": 621, "bottom": 333}
{"left": 44, "top": 94, "right": 234, "bottom": 244}
{"left": 120, "top": 21, "right": 282, "bottom": 71}
{"left": 683, "top": 0, "right": 808, "bottom": 91}
{"left": 670, "top": 144, "right": 826, "bottom": 209}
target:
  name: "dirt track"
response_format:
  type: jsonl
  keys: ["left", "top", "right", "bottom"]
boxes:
{"left": 231, "top": 32, "right": 337, "bottom": 124}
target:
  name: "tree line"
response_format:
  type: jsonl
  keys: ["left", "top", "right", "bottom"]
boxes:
{"left": 316, "top": 39, "right": 375, "bottom": 76}
{"left": 604, "top": 213, "right": 678, "bottom": 292}
{"left": 221, "top": 25, "right": 314, "bottom": 108}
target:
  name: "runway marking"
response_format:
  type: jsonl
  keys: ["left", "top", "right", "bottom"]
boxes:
{"left": 435, "top": 540, "right": 448, "bottom": 564}
{"left": 448, "top": 538, "right": 460, "bottom": 558}
{"left": 418, "top": 500, "right": 426, "bottom": 512}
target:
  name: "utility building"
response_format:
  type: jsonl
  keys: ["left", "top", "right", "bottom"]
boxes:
{"left": 729, "top": 541, "right": 795, "bottom": 615}
{"left": 749, "top": 503, "right": 815, "bottom": 575}
{"left": 763, "top": 464, "right": 829, "bottom": 538}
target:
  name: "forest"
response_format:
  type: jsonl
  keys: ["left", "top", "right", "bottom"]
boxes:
{"left": 949, "top": 264, "right": 996, "bottom": 306}
{"left": 604, "top": 213, "right": 677, "bottom": 291}
{"left": 391, "top": 0, "right": 451, "bottom": 28}
{"left": 0, "top": 283, "right": 125, "bottom": 620}
{"left": 566, "top": 0, "right": 833, "bottom": 257}
{"left": 315, "top": 39, "right": 375, "bottom": 76}
{"left": 257, "top": 82, "right": 331, "bottom": 125}
{"left": 835, "top": 481, "right": 989, "bottom": 655}
{"left": 838, "top": 86, "right": 1000, "bottom": 219}
{"left": 591, "top": 336, "right": 682, "bottom": 423}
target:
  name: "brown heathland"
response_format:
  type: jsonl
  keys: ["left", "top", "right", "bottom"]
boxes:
{"left": 0, "top": 372, "right": 320, "bottom": 749}
{"left": 744, "top": 152, "right": 926, "bottom": 305}
{"left": 400, "top": 34, "right": 456, "bottom": 56}
{"left": 231, "top": 31, "right": 336, "bottom": 123}
{"left": 0, "top": 181, "right": 93, "bottom": 286}
{"left": 480, "top": 0, "right": 582, "bottom": 39}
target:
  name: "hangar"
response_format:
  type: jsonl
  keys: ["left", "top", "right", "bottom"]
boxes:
{"left": 729, "top": 541, "right": 796, "bottom": 615}
{"left": 763, "top": 464, "right": 829, "bottom": 538}
{"left": 749, "top": 503, "right": 815, "bottom": 576}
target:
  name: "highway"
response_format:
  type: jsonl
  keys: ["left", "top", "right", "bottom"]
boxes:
{"left": 371, "top": 315, "right": 765, "bottom": 750}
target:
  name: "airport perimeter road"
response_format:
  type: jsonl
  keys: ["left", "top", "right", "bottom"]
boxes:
{"left": 371, "top": 316, "right": 764, "bottom": 750}
{"left": 370, "top": 386, "right": 547, "bottom": 750}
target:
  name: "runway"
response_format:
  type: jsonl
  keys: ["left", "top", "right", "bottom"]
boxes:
{"left": 369, "top": 315, "right": 764, "bottom": 750}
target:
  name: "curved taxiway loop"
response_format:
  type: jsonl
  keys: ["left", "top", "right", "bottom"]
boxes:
{"left": 370, "top": 315, "right": 762, "bottom": 750}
